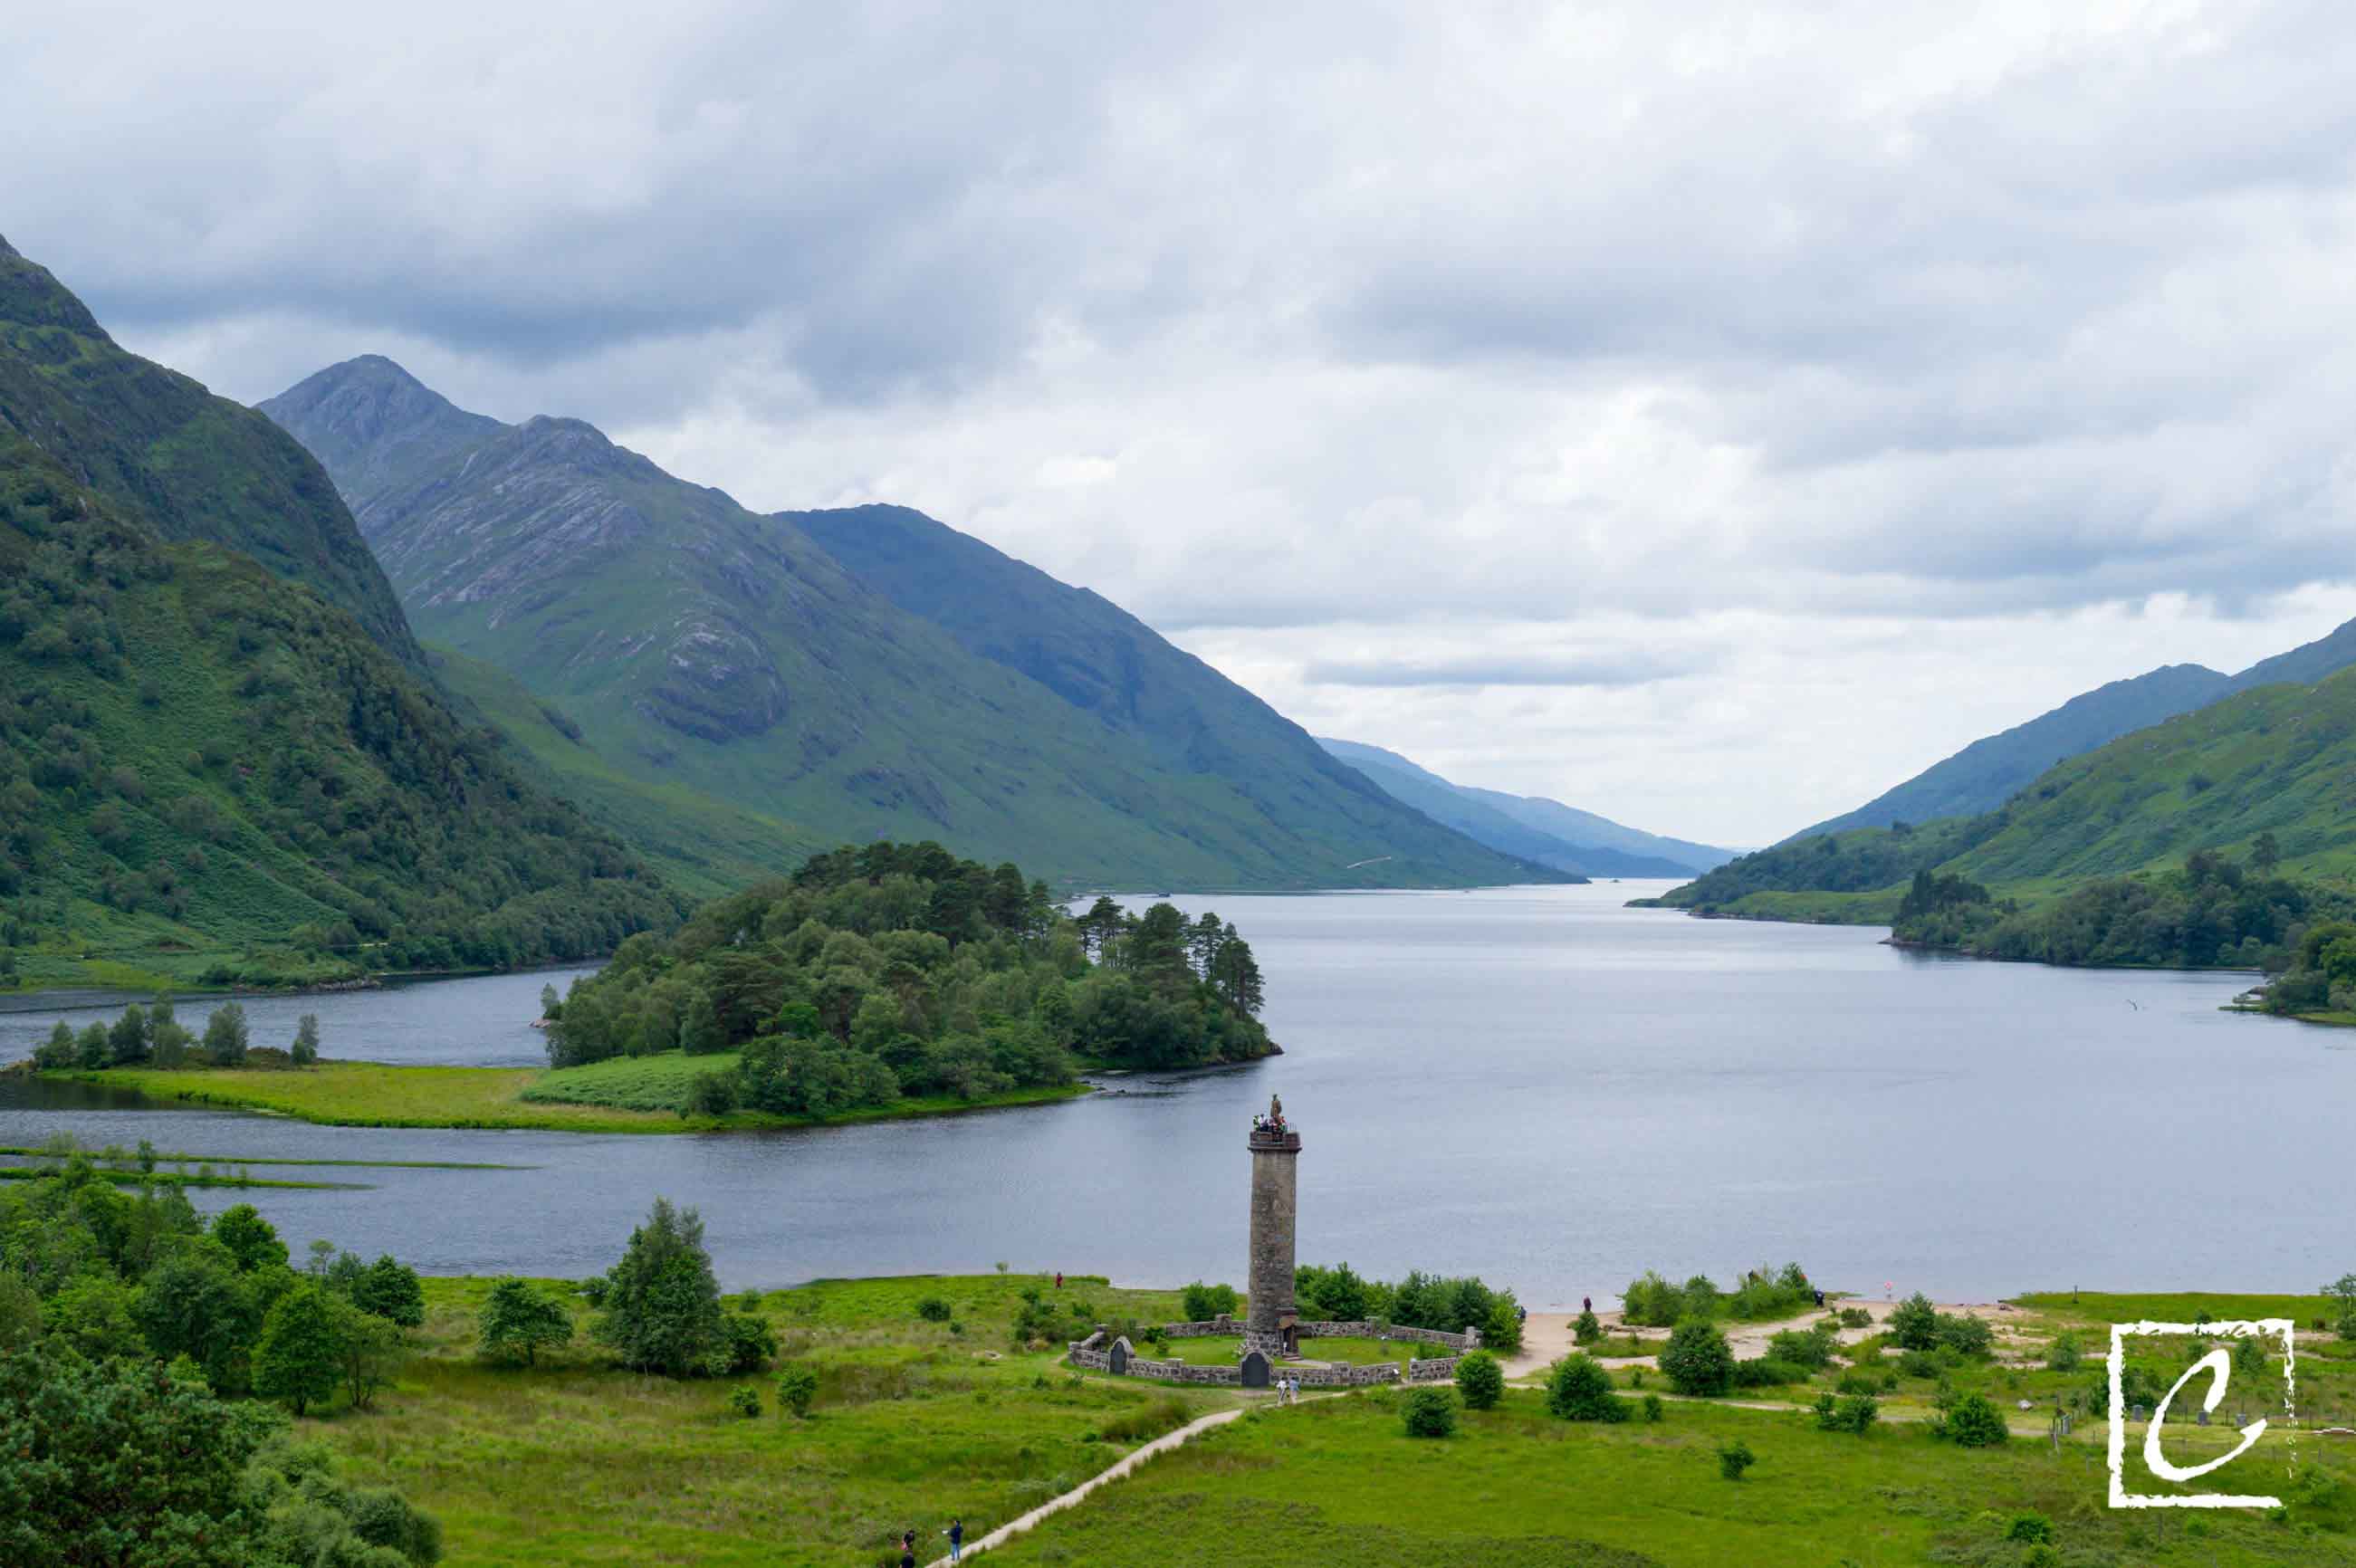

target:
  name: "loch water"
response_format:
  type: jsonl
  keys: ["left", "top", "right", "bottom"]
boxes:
{"left": 2, "top": 884, "right": 2343, "bottom": 1306}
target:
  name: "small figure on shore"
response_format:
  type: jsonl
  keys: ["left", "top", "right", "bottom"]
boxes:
{"left": 1054, "top": 1270, "right": 1063, "bottom": 1290}
{"left": 1814, "top": 1288, "right": 1824, "bottom": 1309}
{"left": 944, "top": 1518, "right": 964, "bottom": 1563}
{"left": 1582, "top": 1296, "right": 1592, "bottom": 1315}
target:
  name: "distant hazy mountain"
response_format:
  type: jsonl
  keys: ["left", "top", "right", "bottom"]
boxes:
{"left": 263, "top": 359, "right": 1555, "bottom": 891}
{"left": 0, "top": 241, "right": 680, "bottom": 981}
{"left": 1790, "top": 620, "right": 2356, "bottom": 843}
{"left": 1316, "top": 738, "right": 1732, "bottom": 876}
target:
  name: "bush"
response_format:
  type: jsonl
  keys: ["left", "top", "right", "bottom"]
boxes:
{"left": 1402, "top": 1385, "right": 1458, "bottom": 1439}
{"left": 1934, "top": 1312, "right": 1993, "bottom": 1359}
{"left": 1731, "top": 1357, "right": 1807, "bottom": 1389}
{"left": 1546, "top": 1353, "right": 1628, "bottom": 1422}
{"left": 1660, "top": 1321, "right": 1735, "bottom": 1397}
{"left": 351, "top": 1256, "right": 426, "bottom": 1328}
{"left": 1888, "top": 1292, "right": 1939, "bottom": 1350}
{"left": 2006, "top": 1513, "right": 2054, "bottom": 1544}
{"left": 1766, "top": 1324, "right": 1836, "bottom": 1369}
{"left": 2045, "top": 1332, "right": 2082, "bottom": 1372}
{"left": 684, "top": 1069, "right": 739, "bottom": 1116}
{"left": 723, "top": 1312, "right": 777, "bottom": 1374}
{"left": 1933, "top": 1392, "right": 2009, "bottom": 1448}
{"left": 1621, "top": 1271, "right": 1685, "bottom": 1327}
{"left": 1573, "top": 1308, "right": 1602, "bottom": 1344}
{"left": 1815, "top": 1391, "right": 1879, "bottom": 1433}
{"left": 1642, "top": 1392, "right": 1662, "bottom": 1422}
{"left": 1836, "top": 1372, "right": 1880, "bottom": 1396}
{"left": 915, "top": 1296, "right": 953, "bottom": 1323}
{"left": 1838, "top": 1306, "right": 1872, "bottom": 1329}
{"left": 1718, "top": 1440, "right": 1755, "bottom": 1480}
{"left": 1180, "top": 1280, "right": 1240, "bottom": 1322}
{"left": 1896, "top": 1350, "right": 1941, "bottom": 1380}
{"left": 727, "top": 1385, "right": 761, "bottom": 1418}
{"left": 775, "top": 1363, "right": 819, "bottom": 1418}
{"left": 1456, "top": 1350, "right": 1503, "bottom": 1410}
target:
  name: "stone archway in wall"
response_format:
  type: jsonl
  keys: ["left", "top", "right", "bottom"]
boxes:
{"left": 1108, "top": 1338, "right": 1132, "bottom": 1375}
{"left": 1240, "top": 1349, "right": 1271, "bottom": 1388}
{"left": 1280, "top": 1318, "right": 1299, "bottom": 1357}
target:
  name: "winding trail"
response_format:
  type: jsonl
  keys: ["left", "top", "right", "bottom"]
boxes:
{"left": 925, "top": 1406, "right": 1244, "bottom": 1565}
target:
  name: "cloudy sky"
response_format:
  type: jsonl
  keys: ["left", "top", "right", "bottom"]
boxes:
{"left": 14, "top": 0, "right": 2356, "bottom": 845}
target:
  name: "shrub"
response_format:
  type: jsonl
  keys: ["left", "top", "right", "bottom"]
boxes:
{"left": 1836, "top": 1372, "right": 1880, "bottom": 1396}
{"left": 2045, "top": 1331, "right": 2082, "bottom": 1372}
{"left": 915, "top": 1296, "right": 953, "bottom": 1323}
{"left": 1766, "top": 1325, "right": 1836, "bottom": 1369}
{"left": 1621, "top": 1271, "right": 1685, "bottom": 1327}
{"left": 1456, "top": 1350, "right": 1503, "bottom": 1410}
{"left": 1660, "top": 1321, "right": 1735, "bottom": 1397}
{"left": 1934, "top": 1312, "right": 1993, "bottom": 1359}
{"left": 1546, "top": 1353, "right": 1628, "bottom": 1422}
{"left": 351, "top": 1256, "right": 426, "bottom": 1328}
{"left": 727, "top": 1385, "right": 761, "bottom": 1418}
{"left": 684, "top": 1070, "right": 739, "bottom": 1116}
{"left": 1839, "top": 1306, "right": 1872, "bottom": 1329}
{"left": 1887, "top": 1292, "right": 1939, "bottom": 1350}
{"left": 1731, "top": 1358, "right": 1806, "bottom": 1389}
{"left": 1933, "top": 1392, "right": 2009, "bottom": 1448}
{"left": 1179, "top": 1278, "right": 1240, "bottom": 1323}
{"left": 1573, "top": 1308, "right": 1602, "bottom": 1344}
{"left": 1718, "top": 1440, "right": 1755, "bottom": 1480}
{"left": 2006, "top": 1513, "right": 2054, "bottom": 1544}
{"left": 723, "top": 1312, "right": 778, "bottom": 1374}
{"left": 775, "top": 1363, "right": 819, "bottom": 1418}
{"left": 1402, "top": 1385, "right": 1458, "bottom": 1439}
{"left": 1642, "top": 1392, "right": 1662, "bottom": 1421}
{"left": 1896, "top": 1350, "right": 1941, "bottom": 1380}
{"left": 1815, "top": 1391, "right": 1879, "bottom": 1433}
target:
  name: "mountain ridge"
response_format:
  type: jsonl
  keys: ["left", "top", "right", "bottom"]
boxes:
{"left": 263, "top": 358, "right": 1556, "bottom": 891}
{"left": 1316, "top": 737, "right": 1732, "bottom": 877}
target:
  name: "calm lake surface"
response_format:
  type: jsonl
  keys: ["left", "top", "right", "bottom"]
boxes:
{"left": 2, "top": 884, "right": 2344, "bottom": 1306}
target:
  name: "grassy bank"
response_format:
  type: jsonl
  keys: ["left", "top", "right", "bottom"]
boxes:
{"left": 45, "top": 1058, "right": 1089, "bottom": 1133}
{"left": 312, "top": 1273, "right": 1212, "bottom": 1567}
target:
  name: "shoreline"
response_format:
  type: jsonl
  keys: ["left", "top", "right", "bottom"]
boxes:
{"left": 31, "top": 1061, "right": 1095, "bottom": 1135}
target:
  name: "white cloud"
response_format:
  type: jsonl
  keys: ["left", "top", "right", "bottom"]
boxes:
{"left": 14, "top": 0, "right": 2356, "bottom": 843}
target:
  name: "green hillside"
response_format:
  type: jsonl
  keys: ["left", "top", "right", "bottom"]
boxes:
{"left": 0, "top": 237, "right": 418, "bottom": 664}
{"left": 1791, "top": 620, "right": 2356, "bottom": 844}
{"left": 263, "top": 359, "right": 1552, "bottom": 891}
{"left": 428, "top": 646, "right": 820, "bottom": 899}
{"left": 1652, "top": 667, "right": 2356, "bottom": 966}
{"left": 0, "top": 250, "right": 685, "bottom": 990}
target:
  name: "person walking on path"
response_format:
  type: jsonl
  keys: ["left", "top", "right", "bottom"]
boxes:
{"left": 943, "top": 1519, "right": 963, "bottom": 1563}
{"left": 1054, "top": 1272, "right": 1063, "bottom": 1289}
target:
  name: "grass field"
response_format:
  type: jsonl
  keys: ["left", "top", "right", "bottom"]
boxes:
{"left": 984, "top": 1377, "right": 2356, "bottom": 1568}
{"left": 277, "top": 1277, "right": 2356, "bottom": 1565}
{"left": 49, "top": 1059, "right": 1088, "bottom": 1133}
{"left": 308, "top": 1273, "right": 1217, "bottom": 1566}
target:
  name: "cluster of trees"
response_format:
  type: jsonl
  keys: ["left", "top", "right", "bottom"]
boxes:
{"left": 1620, "top": 1264, "right": 1815, "bottom": 1327}
{"left": 0, "top": 441, "right": 683, "bottom": 982}
{"left": 1892, "top": 849, "right": 2342, "bottom": 969}
{"left": 0, "top": 1159, "right": 440, "bottom": 1564}
{"left": 546, "top": 843, "right": 1275, "bottom": 1115}
{"left": 31, "top": 999, "right": 324, "bottom": 1071}
{"left": 2255, "top": 921, "right": 2356, "bottom": 1016}
{"left": 1289, "top": 1262, "right": 1522, "bottom": 1353}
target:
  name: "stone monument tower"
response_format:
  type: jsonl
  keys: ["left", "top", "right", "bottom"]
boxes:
{"left": 1243, "top": 1093, "right": 1300, "bottom": 1367}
